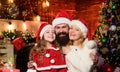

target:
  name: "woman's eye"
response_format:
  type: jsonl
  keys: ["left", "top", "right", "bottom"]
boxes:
{"left": 46, "top": 31, "right": 49, "bottom": 33}
{"left": 76, "top": 29, "right": 80, "bottom": 31}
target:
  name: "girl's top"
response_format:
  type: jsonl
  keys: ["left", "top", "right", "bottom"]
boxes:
{"left": 30, "top": 46, "right": 67, "bottom": 72}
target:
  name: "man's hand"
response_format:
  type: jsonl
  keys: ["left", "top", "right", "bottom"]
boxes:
{"left": 89, "top": 52, "right": 98, "bottom": 63}
{"left": 27, "top": 60, "right": 37, "bottom": 69}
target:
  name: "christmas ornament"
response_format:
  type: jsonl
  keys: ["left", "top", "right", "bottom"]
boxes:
{"left": 98, "top": 25, "right": 102, "bottom": 30}
{"left": 103, "top": 63, "right": 113, "bottom": 72}
{"left": 101, "top": 37, "right": 107, "bottom": 43}
{"left": 109, "top": 25, "right": 116, "bottom": 31}
{"left": 101, "top": 47, "right": 109, "bottom": 54}
{"left": 112, "top": 4, "right": 117, "bottom": 9}
{"left": 98, "top": 42, "right": 103, "bottom": 46}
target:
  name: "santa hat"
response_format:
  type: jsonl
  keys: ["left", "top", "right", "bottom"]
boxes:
{"left": 70, "top": 18, "right": 92, "bottom": 40}
{"left": 36, "top": 23, "right": 52, "bottom": 42}
{"left": 52, "top": 10, "right": 72, "bottom": 27}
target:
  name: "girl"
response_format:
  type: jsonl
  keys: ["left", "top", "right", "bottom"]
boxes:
{"left": 63, "top": 19, "right": 98, "bottom": 72}
{"left": 27, "top": 23, "right": 67, "bottom": 72}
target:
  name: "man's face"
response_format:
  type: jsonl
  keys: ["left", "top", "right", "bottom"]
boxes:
{"left": 43, "top": 27, "right": 56, "bottom": 43}
{"left": 54, "top": 23, "right": 69, "bottom": 46}
{"left": 54, "top": 23, "right": 69, "bottom": 37}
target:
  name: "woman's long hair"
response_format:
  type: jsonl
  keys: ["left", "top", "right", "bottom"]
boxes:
{"left": 29, "top": 39, "right": 46, "bottom": 62}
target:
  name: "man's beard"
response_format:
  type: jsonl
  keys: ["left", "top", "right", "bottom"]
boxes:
{"left": 56, "top": 32, "right": 69, "bottom": 46}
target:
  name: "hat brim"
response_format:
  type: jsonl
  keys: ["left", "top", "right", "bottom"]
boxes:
{"left": 52, "top": 17, "right": 71, "bottom": 27}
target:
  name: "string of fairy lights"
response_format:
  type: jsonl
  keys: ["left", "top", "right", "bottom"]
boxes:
{"left": 0, "top": 0, "right": 50, "bottom": 21}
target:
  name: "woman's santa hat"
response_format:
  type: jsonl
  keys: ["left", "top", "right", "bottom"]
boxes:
{"left": 52, "top": 10, "right": 72, "bottom": 27}
{"left": 70, "top": 18, "right": 92, "bottom": 40}
{"left": 36, "top": 23, "right": 52, "bottom": 42}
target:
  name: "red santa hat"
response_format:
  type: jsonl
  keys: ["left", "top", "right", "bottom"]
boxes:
{"left": 36, "top": 23, "right": 52, "bottom": 42}
{"left": 52, "top": 10, "right": 72, "bottom": 27}
{"left": 70, "top": 18, "right": 92, "bottom": 40}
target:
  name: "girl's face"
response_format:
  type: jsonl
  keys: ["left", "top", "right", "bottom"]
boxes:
{"left": 43, "top": 27, "right": 56, "bottom": 42}
{"left": 69, "top": 25, "right": 83, "bottom": 40}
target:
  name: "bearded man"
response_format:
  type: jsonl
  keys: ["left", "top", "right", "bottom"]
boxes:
{"left": 52, "top": 10, "right": 71, "bottom": 46}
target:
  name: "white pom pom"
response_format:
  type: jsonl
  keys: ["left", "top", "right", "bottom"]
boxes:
{"left": 109, "top": 25, "right": 116, "bottom": 31}
{"left": 50, "top": 59, "right": 55, "bottom": 64}
{"left": 45, "top": 53, "right": 50, "bottom": 58}
{"left": 87, "top": 40, "right": 97, "bottom": 49}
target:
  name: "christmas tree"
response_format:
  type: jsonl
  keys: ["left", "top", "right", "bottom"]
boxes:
{"left": 93, "top": 0, "right": 120, "bottom": 71}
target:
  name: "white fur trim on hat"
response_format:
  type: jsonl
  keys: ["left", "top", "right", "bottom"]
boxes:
{"left": 52, "top": 17, "right": 71, "bottom": 27}
{"left": 40, "top": 25, "right": 52, "bottom": 39}
{"left": 70, "top": 20, "right": 88, "bottom": 38}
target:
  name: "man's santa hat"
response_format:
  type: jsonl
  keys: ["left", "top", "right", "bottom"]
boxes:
{"left": 70, "top": 18, "right": 92, "bottom": 40}
{"left": 52, "top": 10, "right": 72, "bottom": 27}
{"left": 36, "top": 23, "right": 52, "bottom": 42}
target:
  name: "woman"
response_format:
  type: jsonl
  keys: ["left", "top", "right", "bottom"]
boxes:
{"left": 27, "top": 23, "right": 67, "bottom": 72}
{"left": 63, "top": 19, "right": 98, "bottom": 72}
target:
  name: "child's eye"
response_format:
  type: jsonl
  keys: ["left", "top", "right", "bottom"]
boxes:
{"left": 46, "top": 31, "right": 49, "bottom": 33}
{"left": 52, "top": 31, "right": 55, "bottom": 33}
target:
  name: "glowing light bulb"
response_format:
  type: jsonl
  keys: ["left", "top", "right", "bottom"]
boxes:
{"left": 42, "top": 0, "right": 50, "bottom": 8}
{"left": 23, "top": 22, "right": 27, "bottom": 31}
{"left": 46, "top": 0, "right": 50, "bottom": 7}
{"left": 8, "top": 22, "right": 14, "bottom": 31}
{"left": 8, "top": 0, "right": 14, "bottom": 4}
{"left": 36, "top": 15, "right": 40, "bottom": 21}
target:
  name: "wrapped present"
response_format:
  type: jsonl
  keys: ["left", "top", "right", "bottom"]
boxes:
{"left": 11, "top": 37, "right": 26, "bottom": 51}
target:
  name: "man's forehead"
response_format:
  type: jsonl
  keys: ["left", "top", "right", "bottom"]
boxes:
{"left": 55, "top": 23, "right": 68, "bottom": 27}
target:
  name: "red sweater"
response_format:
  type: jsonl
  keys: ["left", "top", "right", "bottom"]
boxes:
{"left": 31, "top": 47, "right": 67, "bottom": 72}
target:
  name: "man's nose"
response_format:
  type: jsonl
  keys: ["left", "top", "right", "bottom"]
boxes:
{"left": 59, "top": 29, "right": 64, "bottom": 32}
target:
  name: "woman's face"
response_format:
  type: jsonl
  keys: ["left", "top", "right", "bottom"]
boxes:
{"left": 43, "top": 27, "right": 56, "bottom": 42}
{"left": 69, "top": 25, "right": 83, "bottom": 40}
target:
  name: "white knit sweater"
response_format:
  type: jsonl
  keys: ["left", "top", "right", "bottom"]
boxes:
{"left": 65, "top": 39, "right": 97, "bottom": 72}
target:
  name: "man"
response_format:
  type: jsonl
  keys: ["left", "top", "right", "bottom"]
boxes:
{"left": 52, "top": 10, "right": 98, "bottom": 71}
{"left": 52, "top": 10, "right": 71, "bottom": 46}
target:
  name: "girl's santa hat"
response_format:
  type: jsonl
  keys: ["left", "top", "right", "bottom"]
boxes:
{"left": 36, "top": 23, "right": 52, "bottom": 42}
{"left": 52, "top": 10, "right": 72, "bottom": 27}
{"left": 70, "top": 18, "right": 92, "bottom": 40}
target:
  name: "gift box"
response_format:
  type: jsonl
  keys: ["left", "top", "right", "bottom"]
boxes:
{"left": 11, "top": 37, "right": 26, "bottom": 51}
